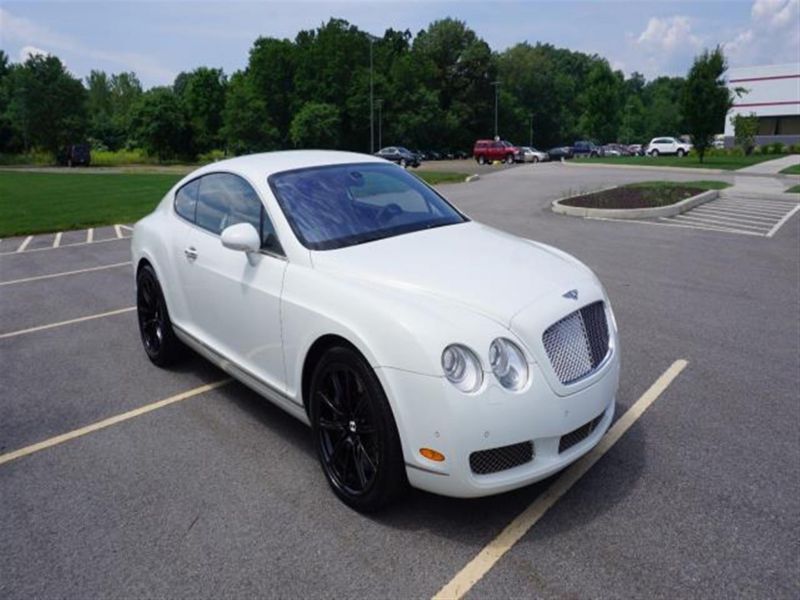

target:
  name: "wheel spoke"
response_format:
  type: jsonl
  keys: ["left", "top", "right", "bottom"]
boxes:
{"left": 352, "top": 444, "right": 367, "bottom": 489}
{"left": 356, "top": 440, "right": 378, "bottom": 474}
{"left": 317, "top": 391, "right": 344, "bottom": 418}
{"left": 319, "top": 417, "right": 345, "bottom": 432}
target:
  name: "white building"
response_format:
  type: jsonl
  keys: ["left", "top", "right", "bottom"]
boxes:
{"left": 724, "top": 63, "right": 800, "bottom": 147}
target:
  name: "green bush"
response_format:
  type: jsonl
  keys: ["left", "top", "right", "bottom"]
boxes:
{"left": 198, "top": 149, "right": 227, "bottom": 164}
{"left": 789, "top": 143, "right": 800, "bottom": 154}
{"left": 768, "top": 142, "right": 786, "bottom": 155}
{"left": 0, "top": 151, "right": 55, "bottom": 166}
{"left": 90, "top": 148, "right": 157, "bottom": 166}
{"left": 752, "top": 145, "right": 762, "bottom": 155}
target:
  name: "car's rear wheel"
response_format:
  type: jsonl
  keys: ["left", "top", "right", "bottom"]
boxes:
{"left": 477, "top": 155, "right": 486, "bottom": 165}
{"left": 399, "top": 158, "right": 407, "bottom": 168}
{"left": 650, "top": 149, "right": 659, "bottom": 157}
{"left": 506, "top": 154, "right": 515, "bottom": 164}
{"left": 136, "top": 264, "right": 183, "bottom": 367}
{"left": 676, "top": 148, "right": 685, "bottom": 157}
{"left": 310, "top": 346, "right": 406, "bottom": 512}
{"left": 532, "top": 156, "right": 539, "bottom": 163}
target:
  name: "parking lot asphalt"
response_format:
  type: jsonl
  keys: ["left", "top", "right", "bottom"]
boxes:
{"left": 1, "top": 162, "right": 798, "bottom": 599}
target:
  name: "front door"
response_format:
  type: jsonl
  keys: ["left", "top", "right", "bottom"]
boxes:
{"left": 181, "top": 172, "right": 288, "bottom": 393}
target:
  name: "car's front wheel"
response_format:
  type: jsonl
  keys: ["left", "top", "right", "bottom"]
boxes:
{"left": 676, "top": 148, "right": 685, "bottom": 157}
{"left": 532, "top": 156, "right": 539, "bottom": 163}
{"left": 399, "top": 158, "right": 407, "bottom": 168}
{"left": 477, "top": 155, "right": 486, "bottom": 165}
{"left": 136, "top": 264, "right": 183, "bottom": 367}
{"left": 310, "top": 346, "right": 406, "bottom": 512}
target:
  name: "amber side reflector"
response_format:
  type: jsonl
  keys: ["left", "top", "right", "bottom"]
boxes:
{"left": 420, "top": 448, "right": 445, "bottom": 462}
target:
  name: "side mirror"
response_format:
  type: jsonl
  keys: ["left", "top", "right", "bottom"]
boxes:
{"left": 221, "top": 223, "right": 261, "bottom": 253}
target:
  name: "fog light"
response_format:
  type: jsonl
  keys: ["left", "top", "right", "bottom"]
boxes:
{"left": 420, "top": 448, "right": 445, "bottom": 462}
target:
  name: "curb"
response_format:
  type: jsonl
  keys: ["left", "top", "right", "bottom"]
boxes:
{"left": 552, "top": 189, "right": 719, "bottom": 219}
{"left": 565, "top": 161, "right": 726, "bottom": 175}
{"left": 465, "top": 174, "right": 480, "bottom": 183}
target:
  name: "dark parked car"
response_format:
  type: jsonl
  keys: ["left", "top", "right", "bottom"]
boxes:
{"left": 58, "top": 143, "right": 91, "bottom": 167}
{"left": 572, "top": 141, "right": 603, "bottom": 158}
{"left": 426, "top": 150, "right": 442, "bottom": 160}
{"left": 374, "top": 146, "right": 420, "bottom": 168}
{"left": 547, "top": 146, "right": 574, "bottom": 160}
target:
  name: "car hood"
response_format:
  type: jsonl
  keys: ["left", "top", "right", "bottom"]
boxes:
{"left": 310, "top": 221, "right": 596, "bottom": 326}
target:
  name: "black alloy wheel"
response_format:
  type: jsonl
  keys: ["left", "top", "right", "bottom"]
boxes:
{"left": 136, "top": 265, "right": 183, "bottom": 366}
{"left": 310, "top": 347, "right": 405, "bottom": 512}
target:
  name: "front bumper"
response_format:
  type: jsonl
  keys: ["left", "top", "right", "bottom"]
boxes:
{"left": 375, "top": 351, "right": 619, "bottom": 498}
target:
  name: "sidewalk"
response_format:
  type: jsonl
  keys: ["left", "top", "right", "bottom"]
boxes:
{"left": 736, "top": 155, "right": 800, "bottom": 175}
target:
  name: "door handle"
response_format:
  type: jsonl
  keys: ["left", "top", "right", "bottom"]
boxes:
{"left": 184, "top": 246, "right": 198, "bottom": 261}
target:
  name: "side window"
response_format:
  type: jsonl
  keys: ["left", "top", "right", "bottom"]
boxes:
{"left": 174, "top": 179, "right": 200, "bottom": 222}
{"left": 195, "top": 173, "right": 284, "bottom": 255}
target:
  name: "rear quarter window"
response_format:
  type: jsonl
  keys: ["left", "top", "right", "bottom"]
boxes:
{"left": 175, "top": 179, "right": 200, "bottom": 222}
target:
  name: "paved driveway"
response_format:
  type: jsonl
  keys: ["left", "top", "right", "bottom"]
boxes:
{"left": 1, "top": 163, "right": 798, "bottom": 599}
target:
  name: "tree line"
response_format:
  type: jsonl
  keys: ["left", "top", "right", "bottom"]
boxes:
{"left": 0, "top": 17, "right": 719, "bottom": 162}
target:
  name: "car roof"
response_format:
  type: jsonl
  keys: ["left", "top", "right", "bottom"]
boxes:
{"left": 186, "top": 150, "right": 386, "bottom": 182}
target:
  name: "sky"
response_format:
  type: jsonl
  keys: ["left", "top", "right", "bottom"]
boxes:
{"left": 1, "top": 0, "right": 798, "bottom": 88}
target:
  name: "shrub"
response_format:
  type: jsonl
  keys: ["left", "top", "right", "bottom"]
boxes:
{"left": 0, "top": 151, "right": 55, "bottom": 166}
{"left": 198, "top": 149, "right": 227, "bottom": 164}
{"left": 752, "top": 145, "right": 762, "bottom": 155}
{"left": 789, "top": 143, "right": 800, "bottom": 154}
{"left": 768, "top": 142, "right": 786, "bottom": 155}
{"left": 90, "top": 148, "right": 157, "bottom": 166}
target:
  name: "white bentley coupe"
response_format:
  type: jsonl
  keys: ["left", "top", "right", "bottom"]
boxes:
{"left": 132, "top": 151, "right": 619, "bottom": 511}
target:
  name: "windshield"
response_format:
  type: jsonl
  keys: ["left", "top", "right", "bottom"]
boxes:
{"left": 269, "top": 163, "right": 467, "bottom": 250}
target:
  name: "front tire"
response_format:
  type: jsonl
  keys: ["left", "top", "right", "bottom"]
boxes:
{"left": 505, "top": 154, "right": 515, "bottom": 164}
{"left": 676, "top": 148, "right": 685, "bottom": 157}
{"left": 136, "top": 265, "right": 183, "bottom": 367}
{"left": 310, "top": 346, "right": 406, "bottom": 512}
{"left": 399, "top": 158, "right": 407, "bottom": 168}
{"left": 532, "top": 156, "right": 539, "bottom": 163}
{"left": 477, "top": 155, "right": 486, "bottom": 165}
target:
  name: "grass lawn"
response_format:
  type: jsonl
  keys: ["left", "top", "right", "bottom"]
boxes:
{"left": 780, "top": 164, "right": 800, "bottom": 175}
{"left": 561, "top": 180, "right": 730, "bottom": 209}
{"left": 786, "top": 185, "right": 800, "bottom": 193}
{"left": 414, "top": 170, "right": 469, "bottom": 185}
{"left": 0, "top": 169, "right": 471, "bottom": 237}
{"left": 0, "top": 172, "right": 182, "bottom": 237}
{"left": 584, "top": 154, "right": 784, "bottom": 171}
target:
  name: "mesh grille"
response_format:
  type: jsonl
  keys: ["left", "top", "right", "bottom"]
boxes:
{"left": 559, "top": 414, "right": 604, "bottom": 453}
{"left": 542, "top": 301, "right": 610, "bottom": 385}
{"left": 469, "top": 441, "right": 534, "bottom": 475}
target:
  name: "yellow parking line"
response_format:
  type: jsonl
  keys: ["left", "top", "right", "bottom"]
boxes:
{"left": 433, "top": 359, "right": 689, "bottom": 600}
{"left": 0, "top": 261, "right": 131, "bottom": 287}
{"left": 0, "top": 307, "right": 135, "bottom": 339}
{"left": 0, "top": 380, "right": 231, "bottom": 466}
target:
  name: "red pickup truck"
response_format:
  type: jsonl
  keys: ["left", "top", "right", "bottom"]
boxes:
{"left": 473, "top": 139, "right": 520, "bottom": 164}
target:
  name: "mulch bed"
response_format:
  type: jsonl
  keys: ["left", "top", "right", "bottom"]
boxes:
{"left": 560, "top": 185, "right": 705, "bottom": 209}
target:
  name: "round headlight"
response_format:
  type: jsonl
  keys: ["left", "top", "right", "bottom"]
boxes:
{"left": 441, "top": 345, "right": 483, "bottom": 393}
{"left": 489, "top": 338, "right": 529, "bottom": 391}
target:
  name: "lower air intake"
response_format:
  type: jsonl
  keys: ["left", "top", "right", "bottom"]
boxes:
{"left": 469, "top": 441, "right": 534, "bottom": 475}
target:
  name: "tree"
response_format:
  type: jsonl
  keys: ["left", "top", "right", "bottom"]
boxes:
{"left": 681, "top": 47, "right": 733, "bottom": 163}
{"left": 290, "top": 102, "right": 341, "bottom": 148}
{"left": 577, "top": 61, "right": 623, "bottom": 142}
{"left": 731, "top": 112, "right": 758, "bottom": 155}
{"left": 130, "top": 87, "right": 192, "bottom": 161}
{"left": 6, "top": 54, "right": 87, "bottom": 155}
{"left": 174, "top": 67, "right": 227, "bottom": 153}
{"left": 221, "top": 71, "right": 278, "bottom": 154}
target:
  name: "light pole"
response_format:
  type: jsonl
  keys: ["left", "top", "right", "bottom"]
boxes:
{"left": 376, "top": 99, "right": 383, "bottom": 149}
{"left": 491, "top": 81, "right": 500, "bottom": 139}
{"left": 367, "top": 34, "right": 380, "bottom": 154}
{"left": 529, "top": 113, "right": 534, "bottom": 146}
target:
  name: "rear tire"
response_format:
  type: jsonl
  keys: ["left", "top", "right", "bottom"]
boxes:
{"left": 650, "top": 149, "right": 659, "bottom": 157}
{"left": 136, "top": 265, "right": 184, "bottom": 367}
{"left": 399, "top": 158, "right": 407, "bottom": 168}
{"left": 310, "top": 346, "right": 406, "bottom": 512}
{"left": 477, "top": 155, "right": 486, "bottom": 165}
{"left": 505, "top": 154, "right": 515, "bottom": 164}
{"left": 532, "top": 156, "right": 539, "bottom": 164}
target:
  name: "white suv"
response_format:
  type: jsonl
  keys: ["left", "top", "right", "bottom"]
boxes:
{"left": 646, "top": 137, "right": 692, "bottom": 157}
